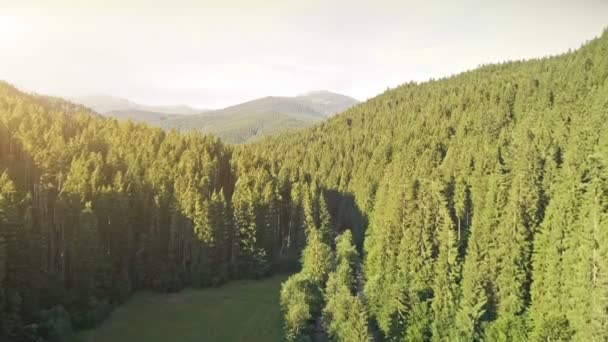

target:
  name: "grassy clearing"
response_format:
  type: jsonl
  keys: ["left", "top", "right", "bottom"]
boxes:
{"left": 79, "top": 275, "right": 287, "bottom": 342}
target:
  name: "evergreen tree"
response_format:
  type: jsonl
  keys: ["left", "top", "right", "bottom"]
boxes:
{"left": 301, "top": 228, "right": 334, "bottom": 287}
{"left": 0, "top": 27, "right": 606, "bottom": 341}
{"left": 323, "top": 230, "right": 370, "bottom": 342}
{"left": 318, "top": 194, "right": 333, "bottom": 245}
{"left": 280, "top": 273, "right": 314, "bottom": 341}
{"left": 529, "top": 176, "right": 577, "bottom": 341}
{"left": 431, "top": 201, "right": 460, "bottom": 341}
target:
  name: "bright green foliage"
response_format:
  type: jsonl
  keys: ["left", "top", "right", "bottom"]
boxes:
{"left": 529, "top": 175, "right": 578, "bottom": 340}
{"left": 456, "top": 171, "right": 508, "bottom": 340}
{"left": 232, "top": 185, "right": 267, "bottom": 278}
{"left": 431, "top": 192, "right": 461, "bottom": 341}
{"left": 279, "top": 188, "right": 339, "bottom": 341}
{"left": 268, "top": 31, "right": 608, "bottom": 341}
{"left": 324, "top": 286, "right": 369, "bottom": 342}
{"left": 280, "top": 274, "right": 314, "bottom": 341}
{"left": 1, "top": 27, "right": 608, "bottom": 342}
{"left": 334, "top": 230, "right": 358, "bottom": 278}
{"left": 0, "top": 81, "right": 315, "bottom": 340}
{"left": 561, "top": 137, "right": 608, "bottom": 342}
{"left": 323, "top": 231, "right": 370, "bottom": 342}
{"left": 301, "top": 228, "right": 334, "bottom": 286}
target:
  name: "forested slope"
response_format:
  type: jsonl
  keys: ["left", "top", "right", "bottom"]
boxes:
{"left": 161, "top": 91, "right": 359, "bottom": 143}
{"left": 0, "top": 28, "right": 607, "bottom": 342}
{"left": 0, "top": 82, "right": 332, "bottom": 341}
{"left": 268, "top": 31, "right": 608, "bottom": 341}
{"left": 72, "top": 91, "right": 359, "bottom": 144}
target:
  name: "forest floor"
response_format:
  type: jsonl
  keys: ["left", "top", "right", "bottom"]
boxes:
{"left": 79, "top": 274, "right": 288, "bottom": 342}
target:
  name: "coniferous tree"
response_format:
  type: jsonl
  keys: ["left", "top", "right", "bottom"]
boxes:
{"left": 529, "top": 176, "right": 577, "bottom": 341}
{"left": 301, "top": 228, "right": 334, "bottom": 287}
{"left": 318, "top": 194, "right": 333, "bottom": 245}
{"left": 0, "top": 28, "right": 607, "bottom": 341}
{"left": 280, "top": 273, "right": 314, "bottom": 341}
{"left": 431, "top": 196, "right": 461, "bottom": 341}
{"left": 323, "top": 230, "right": 370, "bottom": 342}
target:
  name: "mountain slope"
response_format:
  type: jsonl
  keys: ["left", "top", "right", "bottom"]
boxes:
{"left": 163, "top": 110, "right": 313, "bottom": 144}
{"left": 72, "top": 94, "right": 204, "bottom": 115}
{"left": 1, "top": 77, "right": 349, "bottom": 341}
{"left": 255, "top": 30, "right": 608, "bottom": 341}
{"left": 0, "top": 28, "right": 606, "bottom": 342}
{"left": 72, "top": 91, "right": 358, "bottom": 144}
{"left": 103, "top": 109, "right": 178, "bottom": 125}
{"left": 162, "top": 90, "right": 359, "bottom": 143}
{"left": 294, "top": 90, "right": 361, "bottom": 117}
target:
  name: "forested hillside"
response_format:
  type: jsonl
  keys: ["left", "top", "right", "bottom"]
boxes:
{"left": 268, "top": 31, "right": 608, "bottom": 341}
{"left": 1, "top": 28, "right": 607, "bottom": 342}
{"left": 0, "top": 82, "right": 334, "bottom": 341}
{"left": 73, "top": 91, "right": 359, "bottom": 144}
{"left": 161, "top": 91, "right": 359, "bottom": 143}
{"left": 72, "top": 94, "right": 203, "bottom": 115}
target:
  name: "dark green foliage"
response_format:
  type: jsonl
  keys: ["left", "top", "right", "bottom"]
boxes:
{"left": 37, "top": 306, "right": 77, "bottom": 342}
{"left": 0, "top": 80, "right": 314, "bottom": 340}
{"left": 1, "top": 28, "right": 608, "bottom": 342}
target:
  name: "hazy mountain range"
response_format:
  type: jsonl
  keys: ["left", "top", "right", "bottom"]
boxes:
{"left": 71, "top": 91, "right": 358, "bottom": 143}
{"left": 71, "top": 94, "right": 204, "bottom": 115}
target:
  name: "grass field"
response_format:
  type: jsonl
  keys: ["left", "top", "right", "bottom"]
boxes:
{"left": 79, "top": 275, "right": 287, "bottom": 342}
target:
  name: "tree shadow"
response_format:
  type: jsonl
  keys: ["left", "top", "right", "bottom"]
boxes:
{"left": 323, "top": 189, "right": 368, "bottom": 251}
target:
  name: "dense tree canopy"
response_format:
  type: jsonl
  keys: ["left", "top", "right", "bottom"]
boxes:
{"left": 0, "top": 83, "right": 313, "bottom": 341}
{"left": 0, "top": 29, "right": 607, "bottom": 342}
{"left": 274, "top": 30, "right": 608, "bottom": 341}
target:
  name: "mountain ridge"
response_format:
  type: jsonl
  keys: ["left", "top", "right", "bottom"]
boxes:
{"left": 72, "top": 90, "right": 359, "bottom": 144}
{"left": 71, "top": 94, "right": 205, "bottom": 116}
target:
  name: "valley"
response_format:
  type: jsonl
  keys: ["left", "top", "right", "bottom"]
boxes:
{"left": 71, "top": 91, "right": 358, "bottom": 143}
{"left": 0, "top": 3, "right": 606, "bottom": 342}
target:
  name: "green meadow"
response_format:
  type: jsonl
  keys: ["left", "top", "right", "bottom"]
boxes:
{"left": 79, "top": 275, "right": 287, "bottom": 342}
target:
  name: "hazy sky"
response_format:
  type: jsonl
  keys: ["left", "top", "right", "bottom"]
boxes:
{"left": 1, "top": 0, "right": 607, "bottom": 108}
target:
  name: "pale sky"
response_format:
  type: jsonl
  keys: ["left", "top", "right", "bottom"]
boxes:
{"left": 0, "top": 0, "right": 607, "bottom": 109}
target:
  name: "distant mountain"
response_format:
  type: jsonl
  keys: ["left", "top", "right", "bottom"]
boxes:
{"left": 162, "top": 90, "right": 359, "bottom": 143}
{"left": 103, "top": 109, "right": 179, "bottom": 126}
{"left": 73, "top": 91, "right": 358, "bottom": 144}
{"left": 294, "top": 90, "right": 360, "bottom": 117}
{"left": 71, "top": 94, "right": 204, "bottom": 116}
